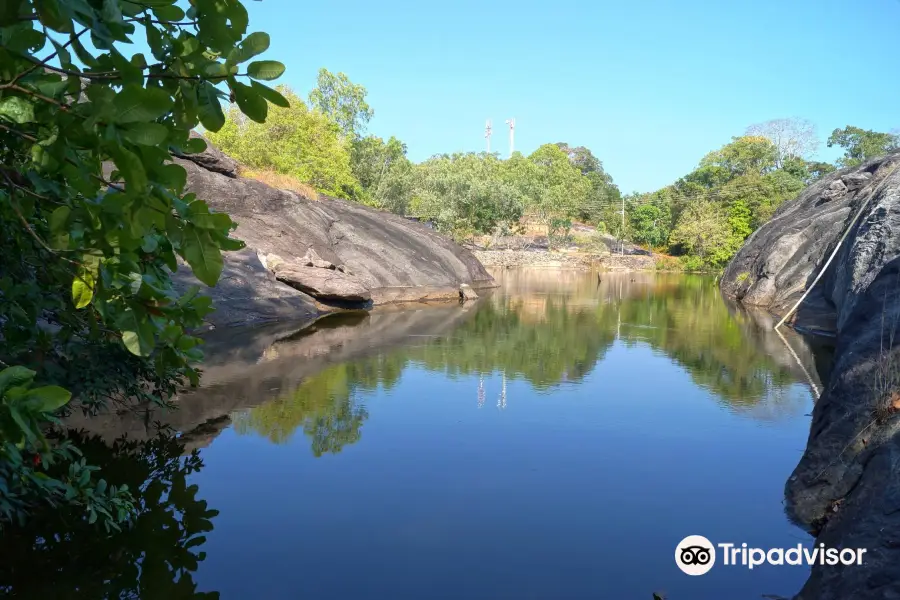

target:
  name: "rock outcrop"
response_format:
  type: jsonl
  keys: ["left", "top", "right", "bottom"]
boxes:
{"left": 721, "top": 153, "right": 900, "bottom": 599}
{"left": 171, "top": 137, "right": 496, "bottom": 326}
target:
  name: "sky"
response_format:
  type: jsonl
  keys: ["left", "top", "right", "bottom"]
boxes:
{"left": 240, "top": 0, "right": 898, "bottom": 192}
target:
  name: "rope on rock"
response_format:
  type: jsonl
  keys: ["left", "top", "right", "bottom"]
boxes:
{"left": 774, "top": 161, "right": 900, "bottom": 330}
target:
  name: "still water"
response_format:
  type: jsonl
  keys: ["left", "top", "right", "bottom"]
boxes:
{"left": 8, "top": 270, "right": 831, "bottom": 599}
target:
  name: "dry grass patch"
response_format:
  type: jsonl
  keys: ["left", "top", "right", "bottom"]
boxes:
{"left": 239, "top": 167, "right": 319, "bottom": 200}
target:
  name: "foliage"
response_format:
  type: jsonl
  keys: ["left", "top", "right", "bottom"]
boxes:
{"left": 828, "top": 125, "right": 900, "bottom": 167}
{"left": 208, "top": 87, "right": 358, "bottom": 198}
{"left": 628, "top": 131, "right": 825, "bottom": 268}
{"left": 669, "top": 200, "right": 734, "bottom": 268}
{"left": 629, "top": 193, "right": 672, "bottom": 248}
{"left": 0, "top": 0, "right": 281, "bottom": 525}
{"left": 350, "top": 134, "right": 414, "bottom": 212}
{"left": 233, "top": 360, "right": 375, "bottom": 455}
{"left": 411, "top": 152, "right": 524, "bottom": 238}
{"left": 0, "top": 431, "right": 218, "bottom": 599}
{"left": 308, "top": 68, "right": 373, "bottom": 141}
{"left": 547, "top": 217, "right": 573, "bottom": 248}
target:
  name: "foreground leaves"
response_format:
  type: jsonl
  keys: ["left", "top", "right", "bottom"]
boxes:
{"left": 0, "top": 0, "right": 283, "bottom": 527}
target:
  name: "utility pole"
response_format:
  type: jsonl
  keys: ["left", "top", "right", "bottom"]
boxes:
{"left": 485, "top": 119, "right": 492, "bottom": 153}
{"left": 505, "top": 118, "right": 515, "bottom": 158}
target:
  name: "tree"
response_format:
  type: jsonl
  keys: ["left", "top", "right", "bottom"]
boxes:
{"left": 523, "top": 144, "right": 592, "bottom": 232}
{"left": 670, "top": 200, "right": 734, "bottom": 267}
{"left": 554, "top": 143, "right": 621, "bottom": 223}
{"left": 350, "top": 135, "right": 414, "bottom": 212}
{"left": 411, "top": 153, "right": 524, "bottom": 239}
{"left": 827, "top": 126, "right": 900, "bottom": 167}
{"left": 629, "top": 193, "right": 672, "bottom": 248}
{"left": 209, "top": 87, "right": 359, "bottom": 198}
{"left": 0, "top": 0, "right": 283, "bottom": 526}
{"left": 699, "top": 136, "right": 779, "bottom": 178}
{"left": 745, "top": 118, "right": 820, "bottom": 168}
{"left": 308, "top": 68, "right": 373, "bottom": 140}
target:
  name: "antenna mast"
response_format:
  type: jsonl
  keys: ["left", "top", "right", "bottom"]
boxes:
{"left": 505, "top": 118, "right": 515, "bottom": 158}
{"left": 485, "top": 119, "right": 492, "bottom": 153}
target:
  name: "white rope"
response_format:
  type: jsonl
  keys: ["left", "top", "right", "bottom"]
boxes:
{"left": 774, "top": 162, "right": 900, "bottom": 330}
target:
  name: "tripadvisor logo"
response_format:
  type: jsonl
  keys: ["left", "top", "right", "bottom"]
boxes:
{"left": 674, "top": 535, "right": 868, "bottom": 576}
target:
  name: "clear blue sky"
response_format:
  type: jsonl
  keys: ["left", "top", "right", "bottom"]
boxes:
{"left": 246, "top": 0, "right": 898, "bottom": 192}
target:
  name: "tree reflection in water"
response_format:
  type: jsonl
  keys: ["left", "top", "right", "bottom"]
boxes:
{"left": 0, "top": 432, "right": 218, "bottom": 599}
{"left": 232, "top": 272, "right": 827, "bottom": 454}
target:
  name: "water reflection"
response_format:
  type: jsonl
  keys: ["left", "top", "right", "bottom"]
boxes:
{"left": 0, "top": 432, "right": 217, "bottom": 599}
{"left": 225, "top": 271, "right": 826, "bottom": 454}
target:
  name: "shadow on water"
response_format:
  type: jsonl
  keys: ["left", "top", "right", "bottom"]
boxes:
{"left": 0, "top": 431, "right": 218, "bottom": 599}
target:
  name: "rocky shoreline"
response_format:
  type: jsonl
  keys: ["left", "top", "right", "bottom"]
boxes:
{"left": 473, "top": 248, "right": 658, "bottom": 271}
{"left": 721, "top": 152, "right": 900, "bottom": 599}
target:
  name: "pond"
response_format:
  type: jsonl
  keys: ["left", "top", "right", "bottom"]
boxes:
{"left": 3, "top": 270, "right": 832, "bottom": 599}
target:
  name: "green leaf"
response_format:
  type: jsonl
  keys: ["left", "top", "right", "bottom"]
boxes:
{"left": 72, "top": 272, "right": 94, "bottom": 309}
{"left": 182, "top": 226, "right": 223, "bottom": 286}
{"left": 112, "top": 86, "right": 174, "bottom": 124}
{"left": 227, "top": 31, "right": 269, "bottom": 65}
{"left": 250, "top": 81, "right": 290, "bottom": 108}
{"left": 24, "top": 386, "right": 72, "bottom": 413}
{"left": 122, "top": 123, "right": 168, "bottom": 146}
{"left": 35, "top": 0, "right": 73, "bottom": 33}
{"left": 246, "top": 60, "right": 285, "bottom": 81}
{"left": 231, "top": 81, "right": 267, "bottom": 123}
{"left": 182, "top": 137, "right": 207, "bottom": 154}
{"left": 49, "top": 206, "right": 70, "bottom": 233}
{"left": 191, "top": 212, "right": 232, "bottom": 230}
{"left": 117, "top": 308, "right": 156, "bottom": 357}
{"left": 70, "top": 34, "right": 97, "bottom": 67}
{"left": 110, "top": 146, "right": 148, "bottom": 193}
{"left": 0, "top": 97, "right": 35, "bottom": 124}
{"left": 197, "top": 82, "right": 225, "bottom": 132}
{"left": 0, "top": 0, "right": 24, "bottom": 27}
{"left": 8, "top": 406, "right": 36, "bottom": 445}
{"left": 152, "top": 4, "right": 185, "bottom": 21}
{"left": 0, "top": 366, "right": 35, "bottom": 397}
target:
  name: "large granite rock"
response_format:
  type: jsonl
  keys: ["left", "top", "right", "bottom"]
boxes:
{"left": 170, "top": 139, "right": 495, "bottom": 328}
{"left": 721, "top": 153, "right": 900, "bottom": 599}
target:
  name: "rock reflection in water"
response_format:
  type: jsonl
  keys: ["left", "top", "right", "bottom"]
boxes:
{"left": 68, "top": 270, "right": 829, "bottom": 456}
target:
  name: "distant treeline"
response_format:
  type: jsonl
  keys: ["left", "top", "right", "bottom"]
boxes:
{"left": 209, "top": 70, "right": 899, "bottom": 268}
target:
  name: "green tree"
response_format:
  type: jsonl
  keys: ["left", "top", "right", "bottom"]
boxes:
{"left": 555, "top": 142, "right": 622, "bottom": 223}
{"left": 209, "top": 87, "right": 358, "bottom": 198}
{"left": 411, "top": 153, "right": 524, "bottom": 238}
{"left": 308, "top": 68, "right": 373, "bottom": 141}
{"left": 827, "top": 125, "right": 900, "bottom": 167}
{"left": 523, "top": 144, "right": 592, "bottom": 233}
{"left": 350, "top": 134, "right": 414, "bottom": 212}
{"left": 699, "top": 136, "right": 779, "bottom": 178}
{"left": 0, "top": 0, "right": 283, "bottom": 526}
{"left": 670, "top": 200, "right": 734, "bottom": 267}
{"left": 629, "top": 194, "right": 672, "bottom": 248}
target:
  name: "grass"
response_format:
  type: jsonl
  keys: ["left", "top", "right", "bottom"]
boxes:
{"left": 736, "top": 271, "right": 750, "bottom": 283}
{"left": 239, "top": 167, "right": 319, "bottom": 200}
